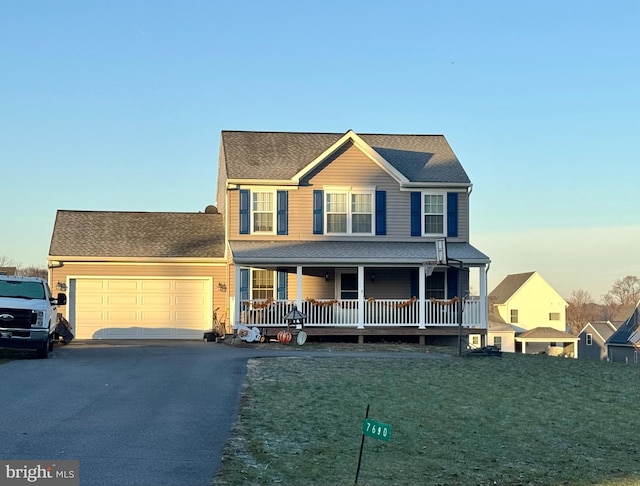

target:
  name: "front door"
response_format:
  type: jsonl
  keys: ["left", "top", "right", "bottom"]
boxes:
{"left": 336, "top": 270, "right": 357, "bottom": 324}
{"left": 339, "top": 271, "right": 357, "bottom": 299}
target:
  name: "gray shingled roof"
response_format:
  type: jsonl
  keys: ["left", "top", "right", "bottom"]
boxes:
{"left": 607, "top": 304, "right": 640, "bottom": 346}
{"left": 221, "top": 131, "right": 471, "bottom": 184}
{"left": 580, "top": 321, "right": 617, "bottom": 341}
{"left": 489, "top": 272, "right": 536, "bottom": 304}
{"left": 229, "top": 240, "right": 489, "bottom": 265}
{"left": 515, "top": 327, "right": 578, "bottom": 340}
{"left": 49, "top": 211, "right": 225, "bottom": 258}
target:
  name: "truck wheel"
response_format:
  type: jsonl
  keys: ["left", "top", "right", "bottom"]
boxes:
{"left": 48, "top": 336, "right": 54, "bottom": 352}
{"left": 36, "top": 341, "right": 49, "bottom": 359}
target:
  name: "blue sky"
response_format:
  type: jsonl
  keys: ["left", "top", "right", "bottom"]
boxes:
{"left": 2, "top": 0, "right": 638, "bottom": 299}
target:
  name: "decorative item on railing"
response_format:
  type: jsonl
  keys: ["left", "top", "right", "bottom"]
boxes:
{"left": 306, "top": 298, "right": 338, "bottom": 307}
{"left": 430, "top": 297, "right": 459, "bottom": 306}
{"left": 243, "top": 297, "right": 275, "bottom": 309}
{"left": 365, "top": 296, "right": 418, "bottom": 308}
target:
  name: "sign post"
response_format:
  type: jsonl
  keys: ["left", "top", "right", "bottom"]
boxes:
{"left": 355, "top": 405, "right": 392, "bottom": 484}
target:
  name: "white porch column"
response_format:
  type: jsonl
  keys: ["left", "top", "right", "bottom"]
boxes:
{"left": 357, "top": 266, "right": 365, "bottom": 329}
{"left": 418, "top": 265, "right": 426, "bottom": 329}
{"left": 479, "top": 264, "right": 488, "bottom": 329}
{"left": 296, "top": 266, "right": 303, "bottom": 309}
{"left": 234, "top": 265, "right": 241, "bottom": 330}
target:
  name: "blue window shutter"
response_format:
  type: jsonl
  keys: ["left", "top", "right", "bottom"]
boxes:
{"left": 447, "top": 192, "right": 458, "bottom": 237}
{"left": 277, "top": 191, "right": 288, "bottom": 235}
{"left": 410, "top": 268, "right": 418, "bottom": 298}
{"left": 277, "top": 271, "right": 288, "bottom": 300}
{"left": 239, "top": 190, "right": 250, "bottom": 235}
{"left": 239, "top": 268, "right": 250, "bottom": 303}
{"left": 375, "top": 190, "right": 386, "bottom": 235}
{"left": 447, "top": 267, "right": 459, "bottom": 299}
{"left": 410, "top": 192, "right": 421, "bottom": 236}
{"left": 313, "top": 190, "right": 324, "bottom": 234}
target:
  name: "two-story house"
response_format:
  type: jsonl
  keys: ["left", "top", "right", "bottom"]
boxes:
{"left": 48, "top": 129, "right": 490, "bottom": 343}
{"left": 488, "top": 271, "right": 577, "bottom": 355}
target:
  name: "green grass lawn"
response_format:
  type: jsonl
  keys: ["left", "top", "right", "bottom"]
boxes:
{"left": 214, "top": 347, "right": 640, "bottom": 486}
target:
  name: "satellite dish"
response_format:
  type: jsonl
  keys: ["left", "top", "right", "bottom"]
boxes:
{"left": 204, "top": 205, "right": 219, "bottom": 214}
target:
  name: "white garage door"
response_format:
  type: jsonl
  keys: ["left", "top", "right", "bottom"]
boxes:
{"left": 70, "top": 278, "right": 212, "bottom": 339}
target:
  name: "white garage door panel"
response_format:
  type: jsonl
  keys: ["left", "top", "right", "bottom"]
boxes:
{"left": 72, "top": 278, "right": 211, "bottom": 340}
{"left": 141, "top": 295, "right": 172, "bottom": 305}
{"left": 142, "top": 280, "right": 172, "bottom": 291}
{"left": 108, "top": 295, "right": 139, "bottom": 305}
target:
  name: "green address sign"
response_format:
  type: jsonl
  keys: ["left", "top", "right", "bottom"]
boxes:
{"left": 362, "top": 418, "right": 392, "bottom": 442}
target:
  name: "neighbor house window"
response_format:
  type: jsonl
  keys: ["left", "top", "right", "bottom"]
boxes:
{"left": 423, "top": 192, "right": 445, "bottom": 235}
{"left": 586, "top": 334, "right": 593, "bottom": 346}
{"left": 470, "top": 335, "right": 481, "bottom": 347}
{"left": 251, "top": 269, "right": 274, "bottom": 300}
{"left": 510, "top": 309, "right": 518, "bottom": 324}
{"left": 252, "top": 192, "right": 274, "bottom": 233}
{"left": 493, "top": 337, "right": 502, "bottom": 350}
{"left": 325, "top": 191, "right": 373, "bottom": 234}
{"left": 425, "top": 272, "right": 445, "bottom": 299}
{"left": 549, "top": 312, "right": 560, "bottom": 321}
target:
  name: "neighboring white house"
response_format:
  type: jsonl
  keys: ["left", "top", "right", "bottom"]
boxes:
{"left": 487, "top": 272, "right": 576, "bottom": 356}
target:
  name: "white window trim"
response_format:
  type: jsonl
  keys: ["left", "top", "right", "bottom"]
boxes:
{"left": 250, "top": 269, "right": 276, "bottom": 300}
{"left": 250, "top": 190, "right": 276, "bottom": 235}
{"left": 421, "top": 190, "right": 447, "bottom": 237}
{"left": 586, "top": 333, "right": 593, "bottom": 346}
{"left": 324, "top": 188, "right": 375, "bottom": 236}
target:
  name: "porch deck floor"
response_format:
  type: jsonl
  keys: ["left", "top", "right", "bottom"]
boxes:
{"left": 253, "top": 326, "right": 486, "bottom": 338}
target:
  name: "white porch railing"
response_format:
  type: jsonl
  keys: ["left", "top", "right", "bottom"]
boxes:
{"left": 239, "top": 298, "right": 485, "bottom": 328}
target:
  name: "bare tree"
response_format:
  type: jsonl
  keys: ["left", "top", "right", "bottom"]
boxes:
{"left": 0, "top": 255, "right": 19, "bottom": 275}
{"left": 604, "top": 276, "right": 640, "bottom": 307}
{"left": 0, "top": 256, "right": 18, "bottom": 267}
{"left": 18, "top": 266, "right": 48, "bottom": 279}
{"left": 566, "top": 289, "right": 601, "bottom": 335}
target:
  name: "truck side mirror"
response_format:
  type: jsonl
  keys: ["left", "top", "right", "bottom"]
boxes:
{"left": 57, "top": 293, "right": 67, "bottom": 306}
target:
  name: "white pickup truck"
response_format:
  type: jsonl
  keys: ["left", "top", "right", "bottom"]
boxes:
{"left": 0, "top": 275, "right": 67, "bottom": 359}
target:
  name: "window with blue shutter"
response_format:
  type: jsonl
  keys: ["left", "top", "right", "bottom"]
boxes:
{"left": 277, "top": 191, "right": 288, "bottom": 235}
{"left": 375, "top": 190, "right": 386, "bottom": 235}
{"left": 239, "top": 190, "right": 250, "bottom": 235}
{"left": 447, "top": 192, "right": 458, "bottom": 238}
{"left": 410, "top": 192, "right": 421, "bottom": 236}
{"left": 277, "top": 271, "right": 288, "bottom": 300}
{"left": 313, "top": 190, "right": 324, "bottom": 234}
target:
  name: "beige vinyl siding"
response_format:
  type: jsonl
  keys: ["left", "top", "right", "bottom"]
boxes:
{"left": 364, "top": 268, "right": 413, "bottom": 299}
{"left": 227, "top": 141, "right": 470, "bottom": 241}
{"left": 216, "top": 137, "right": 228, "bottom": 215}
{"left": 50, "top": 262, "right": 229, "bottom": 319}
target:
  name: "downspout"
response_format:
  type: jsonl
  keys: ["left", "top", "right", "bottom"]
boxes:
{"left": 47, "top": 261, "right": 64, "bottom": 290}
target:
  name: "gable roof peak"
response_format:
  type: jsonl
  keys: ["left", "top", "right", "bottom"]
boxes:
{"left": 221, "top": 130, "right": 471, "bottom": 185}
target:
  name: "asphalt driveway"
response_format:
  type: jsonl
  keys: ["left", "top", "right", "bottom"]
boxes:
{"left": 0, "top": 341, "right": 258, "bottom": 486}
{"left": 0, "top": 341, "right": 438, "bottom": 485}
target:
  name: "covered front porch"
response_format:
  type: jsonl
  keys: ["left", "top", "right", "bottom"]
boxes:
{"left": 230, "top": 240, "right": 490, "bottom": 334}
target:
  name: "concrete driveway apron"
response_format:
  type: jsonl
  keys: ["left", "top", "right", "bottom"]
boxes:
{"left": 0, "top": 341, "right": 438, "bottom": 485}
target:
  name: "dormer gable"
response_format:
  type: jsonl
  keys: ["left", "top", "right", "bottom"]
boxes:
{"left": 292, "top": 130, "right": 408, "bottom": 185}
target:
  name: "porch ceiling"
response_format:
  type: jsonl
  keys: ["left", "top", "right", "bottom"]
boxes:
{"left": 229, "top": 240, "right": 490, "bottom": 266}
